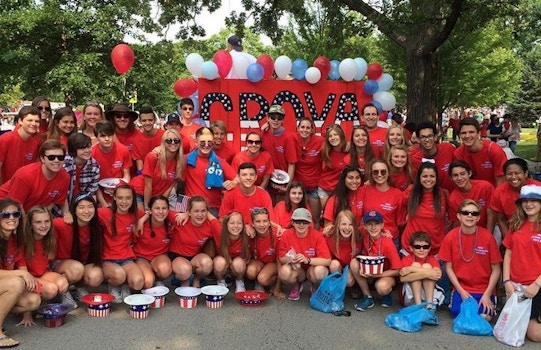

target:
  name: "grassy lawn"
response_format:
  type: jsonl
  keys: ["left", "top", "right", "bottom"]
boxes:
{"left": 515, "top": 128, "right": 538, "bottom": 160}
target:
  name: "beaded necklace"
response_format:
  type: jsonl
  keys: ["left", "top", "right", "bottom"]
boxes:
{"left": 458, "top": 227, "right": 478, "bottom": 263}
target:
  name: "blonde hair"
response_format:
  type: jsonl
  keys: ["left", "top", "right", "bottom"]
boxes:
{"left": 384, "top": 125, "right": 407, "bottom": 157}
{"left": 159, "top": 129, "right": 185, "bottom": 180}
{"left": 332, "top": 210, "right": 361, "bottom": 260}
{"left": 509, "top": 198, "right": 541, "bottom": 231}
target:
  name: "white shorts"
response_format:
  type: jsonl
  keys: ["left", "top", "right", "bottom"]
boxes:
{"left": 401, "top": 282, "right": 445, "bottom": 306}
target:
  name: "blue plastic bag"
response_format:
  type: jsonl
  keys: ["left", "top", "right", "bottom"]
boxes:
{"left": 453, "top": 296, "right": 493, "bottom": 336}
{"left": 310, "top": 266, "right": 348, "bottom": 313}
{"left": 385, "top": 303, "right": 439, "bottom": 332}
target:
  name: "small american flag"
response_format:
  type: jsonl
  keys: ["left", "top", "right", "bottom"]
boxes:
{"left": 87, "top": 303, "right": 111, "bottom": 317}
{"left": 205, "top": 295, "right": 224, "bottom": 309}
{"left": 174, "top": 194, "right": 191, "bottom": 213}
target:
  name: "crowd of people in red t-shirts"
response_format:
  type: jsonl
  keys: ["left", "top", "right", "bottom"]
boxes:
{"left": 0, "top": 97, "right": 540, "bottom": 348}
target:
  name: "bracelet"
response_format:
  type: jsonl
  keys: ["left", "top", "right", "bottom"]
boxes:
{"left": 502, "top": 279, "right": 511, "bottom": 285}
{"left": 535, "top": 281, "right": 541, "bottom": 288}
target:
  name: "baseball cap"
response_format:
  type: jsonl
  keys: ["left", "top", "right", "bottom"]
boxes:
{"left": 268, "top": 105, "right": 285, "bottom": 115}
{"left": 362, "top": 210, "right": 383, "bottom": 224}
{"left": 165, "top": 112, "right": 180, "bottom": 124}
{"left": 227, "top": 35, "right": 243, "bottom": 52}
{"left": 291, "top": 208, "right": 312, "bottom": 223}
{"left": 515, "top": 185, "right": 541, "bottom": 204}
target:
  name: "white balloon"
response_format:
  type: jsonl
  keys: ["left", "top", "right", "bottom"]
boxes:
{"left": 339, "top": 58, "right": 357, "bottom": 82}
{"left": 354, "top": 57, "right": 368, "bottom": 80}
{"left": 274, "top": 55, "right": 292, "bottom": 79}
{"left": 305, "top": 67, "right": 321, "bottom": 84}
{"left": 373, "top": 91, "right": 396, "bottom": 111}
{"left": 185, "top": 53, "right": 204, "bottom": 78}
{"left": 232, "top": 53, "right": 250, "bottom": 79}
{"left": 377, "top": 73, "right": 394, "bottom": 91}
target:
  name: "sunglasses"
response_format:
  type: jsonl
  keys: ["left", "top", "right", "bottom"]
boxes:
{"left": 165, "top": 138, "right": 181, "bottom": 145}
{"left": 412, "top": 244, "right": 431, "bottom": 250}
{"left": 460, "top": 210, "right": 480, "bottom": 217}
{"left": 292, "top": 219, "right": 310, "bottom": 225}
{"left": 45, "top": 154, "right": 65, "bottom": 161}
{"left": 182, "top": 107, "right": 194, "bottom": 111}
{"left": 38, "top": 106, "right": 52, "bottom": 112}
{"left": 269, "top": 115, "right": 284, "bottom": 121}
{"left": 372, "top": 169, "right": 387, "bottom": 176}
{"left": 199, "top": 141, "right": 214, "bottom": 147}
{"left": 246, "top": 139, "right": 261, "bottom": 145}
{"left": 0, "top": 211, "right": 22, "bottom": 219}
{"left": 115, "top": 114, "right": 130, "bottom": 119}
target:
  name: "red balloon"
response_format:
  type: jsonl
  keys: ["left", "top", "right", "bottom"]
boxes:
{"left": 313, "top": 56, "right": 330, "bottom": 80}
{"left": 256, "top": 54, "right": 274, "bottom": 79}
{"left": 111, "top": 44, "right": 135, "bottom": 75}
{"left": 173, "top": 79, "right": 198, "bottom": 98}
{"left": 366, "top": 62, "right": 383, "bottom": 80}
{"left": 212, "top": 50, "right": 233, "bottom": 78}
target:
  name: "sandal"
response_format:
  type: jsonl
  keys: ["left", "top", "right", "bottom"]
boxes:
{"left": 0, "top": 335, "right": 19, "bottom": 349}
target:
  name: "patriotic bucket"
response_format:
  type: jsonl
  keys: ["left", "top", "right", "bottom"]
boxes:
{"left": 37, "top": 303, "right": 73, "bottom": 328}
{"left": 80, "top": 293, "right": 115, "bottom": 318}
{"left": 142, "top": 286, "right": 169, "bottom": 309}
{"left": 124, "top": 294, "right": 155, "bottom": 320}
{"left": 175, "top": 287, "right": 201, "bottom": 309}
{"left": 356, "top": 255, "right": 386, "bottom": 275}
{"left": 234, "top": 291, "right": 269, "bottom": 307}
{"left": 270, "top": 169, "right": 290, "bottom": 193}
{"left": 201, "top": 285, "right": 229, "bottom": 309}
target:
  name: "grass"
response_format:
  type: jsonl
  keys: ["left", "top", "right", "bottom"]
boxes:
{"left": 515, "top": 128, "right": 538, "bottom": 160}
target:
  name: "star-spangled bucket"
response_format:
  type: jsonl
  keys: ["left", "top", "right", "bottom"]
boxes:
{"left": 44, "top": 315, "right": 66, "bottom": 328}
{"left": 87, "top": 303, "right": 111, "bottom": 317}
{"left": 174, "top": 287, "right": 201, "bottom": 309}
{"left": 129, "top": 304, "right": 150, "bottom": 319}
{"left": 356, "top": 255, "right": 386, "bottom": 275}
{"left": 179, "top": 295, "right": 198, "bottom": 308}
{"left": 124, "top": 294, "right": 155, "bottom": 320}
{"left": 205, "top": 295, "right": 224, "bottom": 309}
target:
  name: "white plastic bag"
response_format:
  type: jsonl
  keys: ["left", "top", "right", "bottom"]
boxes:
{"left": 493, "top": 291, "right": 532, "bottom": 347}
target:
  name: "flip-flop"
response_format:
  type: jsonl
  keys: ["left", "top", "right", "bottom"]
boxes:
{"left": 0, "top": 335, "right": 19, "bottom": 349}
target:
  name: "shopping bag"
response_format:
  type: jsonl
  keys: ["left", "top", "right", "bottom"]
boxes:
{"left": 453, "top": 296, "right": 493, "bottom": 336}
{"left": 310, "top": 266, "right": 348, "bottom": 313}
{"left": 385, "top": 303, "right": 439, "bottom": 332}
{"left": 493, "top": 292, "right": 532, "bottom": 347}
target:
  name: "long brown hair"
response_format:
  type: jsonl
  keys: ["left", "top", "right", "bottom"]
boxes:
{"left": 21, "top": 206, "right": 56, "bottom": 261}
{"left": 219, "top": 212, "right": 250, "bottom": 264}
{"left": 509, "top": 198, "right": 541, "bottom": 232}
{"left": 111, "top": 184, "right": 138, "bottom": 237}
{"left": 322, "top": 124, "right": 346, "bottom": 167}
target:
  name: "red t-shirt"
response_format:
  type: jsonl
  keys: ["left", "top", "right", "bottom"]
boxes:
{"left": 401, "top": 254, "right": 439, "bottom": 269}
{"left": 322, "top": 187, "right": 363, "bottom": 223}
{"left": 168, "top": 213, "right": 220, "bottom": 257}
{"left": 367, "top": 127, "right": 387, "bottom": 158}
{"left": 179, "top": 123, "right": 200, "bottom": 141}
{"left": 502, "top": 221, "right": 541, "bottom": 285}
{"left": 261, "top": 129, "right": 297, "bottom": 172}
{"left": 1, "top": 235, "right": 19, "bottom": 270}
{"left": 490, "top": 178, "right": 541, "bottom": 221}
{"left": 360, "top": 185, "right": 406, "bottom": 239}
{"left": 401, "top": 186, "right": 447, "bottom": 255}
{"left": 325, "top": 236, "right": 362, "bottom": 267}
{"left": 219, "top": 186, "right": 274, "bottom": 224}
{"left": 318, "top": 149, "right": 348, "bottom": 192}
{"left": 390, "top": 170, "right": 412, "bottom": 191}
{"left": 439, "top": 226, "right": 502, "bottom": 294}
{"left": 214, "top": 142, "right": 235, "bottom": 164}
{"left": 449, "top": 179, "right": 494, "bottom": 228}
{"left": 410, "top": 143, "right": 456, "bottom": 192}
{"left": 278, "top": 227, "right": 331, "bottom": 268}
{"left": 53, "top": 218, "right": 91, "bottom": 263}
{"left": 133, "top": 129, "right": 164, "bottom": 161}
{"left": 131, "top": 152, "right": 178, "bottom": 196}
{"left": 231, "top": 151, "right": 274, "bottom": 187}
{"left": 91, "top": 142, "right": 132, "bottom": 179}
{"left": 293, "top": 134, "right": 324, "bottom": 189}
{"left": 361, "top": 234, "right": 402, "bottom": 271}
{"left": 132, "top": 221, "right": 170, "bottom": 261}
{"left": 98, "top": 207, "right": 143, "bottom": 260}
{"left": 115, "top": 129, "right": 143, "bottom": 161}
{"left": 454, "top": 140, "right": 507, "bottom": 186}
{"left": 183, "top": 153, "right": 237, "bottom": 208}
{"left": 253, "top": 231, "right": 278, "bottom": 264}
{"left": 212, "top": 231, "right": 247, "bottom": 259}
{"left": 17, "top": 239, "right": 50, "bottom": 277}
{"left": 0, "top": 163, "right": 69, "bottom": 211}
{"left": 0, "top": 131, "right": 41, "bottom": 183}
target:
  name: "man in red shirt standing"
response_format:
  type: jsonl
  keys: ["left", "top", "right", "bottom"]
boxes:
{"left": 0, "top": 106, "right": 42, "bottom": 184}
{"left": 361, "top": 103, "right": 387, "bottom": 158}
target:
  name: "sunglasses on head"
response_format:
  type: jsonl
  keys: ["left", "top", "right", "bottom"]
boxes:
{"left": 460, "top": 210, "right": 480, "bottom": 217}
{"left": 251, "top": 207, "right": 269, "bottom": 215}
{"left": 38, "top": 106, "right": 52, "bottom": 112}
{"left": 0, "top": 211, "right": 22, "bottom": 219}
{"left": 182, "top": 107, "right": 194, "bottom": 111}
{"left": 45, "top": 154, "right": 65, "bottom": 161}
{"left": 246, "top": 139, "right": 261, "bottom": 145}
{"left": 165, "top": 138, "right": 181, "bottom": 145}
{"left": 412, "top": 244, "right": 431, "bottom": 250}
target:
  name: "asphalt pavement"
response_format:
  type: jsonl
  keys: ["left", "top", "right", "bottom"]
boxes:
{"left": 4, "top": 283, "right": 538, "bottom": 350}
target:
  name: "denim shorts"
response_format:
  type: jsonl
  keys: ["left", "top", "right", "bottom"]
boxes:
{"left": 168, "top": 252, "right": 193, "bottom": 262}
{"left": 317, "top": 187, "right": 333, "bottom": 200}
{"left": 103, "top": 258, "right": 134, "bottom": 267}
{"left": 305, "top": 187, "right": 319, "bottom": 199}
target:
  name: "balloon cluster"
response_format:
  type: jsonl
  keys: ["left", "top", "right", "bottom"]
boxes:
{"left": 174, "top": 52, "right": 396, "bottom": 110}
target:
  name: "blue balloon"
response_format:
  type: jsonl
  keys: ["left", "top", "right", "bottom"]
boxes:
{"left": 364, "top": 80, "right": 379, "bottom": 95}
{"left": 246, "top": 63, "right": 264, "bottom": 83}
{"left": 291, "top": 59, "right": 308, "bottom": 80}
{"left": 201, "top": 61, "right": 219, "bottom": 80}
{"left": 329, "top": 60, "right": 340, "bottom": 80}
{"left": 370, "top": 100, "right": 383, "bottom": 114}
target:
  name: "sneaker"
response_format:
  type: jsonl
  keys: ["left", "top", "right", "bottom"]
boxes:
{"left": 76, "top": 287, "right": 89, "bottom": 301}
{"left": 254, "top": 282, "right": 265, "bottom": 292}
{"left": 108, "top": 284, "right": 122, "bottom": 304}
{"left": 61, "top": 292, "right": 78, "bottom": 309}
{"left": 217, "top": 279, "right": 227, "bottom": 288}
{"left": 155, "top": 280, "right": 165, "bottom": 287}
{"left": 381, "top": 294, "right": 392, "bottom": 308}
{"left": 287, "top": 283, "right": 304, "bottom": 301}
{"left": 121, "top": 285, "right": 131, "bottom": 300}
{"left": 235, "top": 279, "right": 246, "bottom": 293}
{"left": 355, "top": 296, "right": 374, "bottom": 311}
